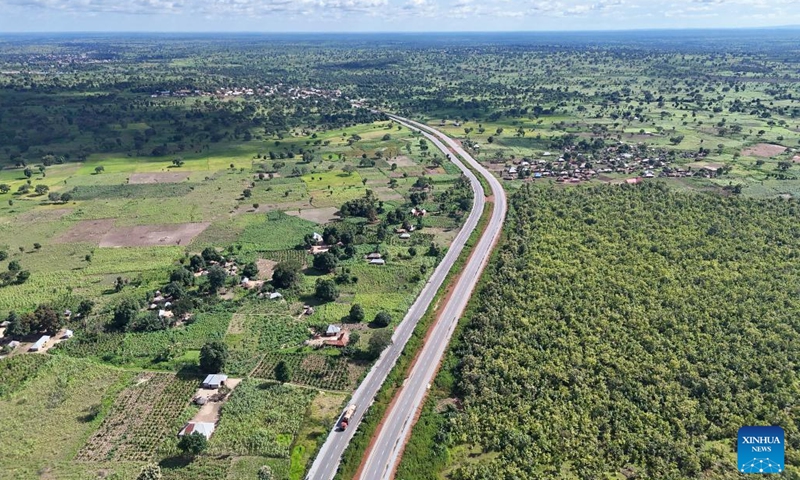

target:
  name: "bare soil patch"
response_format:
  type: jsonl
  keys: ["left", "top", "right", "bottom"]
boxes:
{"left": 743, "top": 143, "right": 787, "bottom": 158}
{"left": 99, "top": 222, "right": 210, "bottom": 247}
{"left": 285, "top": 206, "right": 339, "bottom": 224}
{"left": 128, "top": 172, "right": 191, "bottom": 184}
{"left": 390, "top": 155, "right": 417, "bottom": 168}
{"left": 256, "top": 258, "right": 278, "bottom": 280}
{"left": 54, "top": 219, "right": 116, "bottom": 244}
{"left": 191, "top": 378, "right": 242, "bottom": 423}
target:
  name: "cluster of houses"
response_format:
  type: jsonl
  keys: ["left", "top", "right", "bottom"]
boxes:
{"left": 500, "top": 145, "right": 704, "bottom": 184}
{"left": 149, "top": 84, "right": 344, "bottom": 102}
{"left": 148, "top": 290, "right": 182, "bottom": 322}
{"left": 0, "top": 318, "right": 73, "bottom": 357}
{"left": 366, "top": 252, "right": 385, "bottom": 266}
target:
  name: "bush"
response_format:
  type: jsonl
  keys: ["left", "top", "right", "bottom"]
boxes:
{"left": 349, "top": 304, "right": 365, "bottom": 323}
{"left": 178, "top": 432, "right": 208, "bottom": 457}
{"left": 373, "top": 311, "right": 392, "bottom": 328}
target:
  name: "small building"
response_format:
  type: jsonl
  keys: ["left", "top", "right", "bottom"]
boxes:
{"left": 178, "top": 422, "right": 216, "bottom": 440}
{"left": 370, "top": 259, "right": 386, "bottom": 266}
{"left": 326, "top": 324, "right": 342, "bottom": 337}
{"left": 158, "top": 309, "right": 174, "bottom": 320}
{"left": 312, "top": 232, "right": 324, "bottom": 244}
{"left": 202, "top": 374, "right": 228, "bottom": 389}
{"left": 7, "top": 340, "right": 20, "bottom": 350}
{"left": 62, "top": 330, "right": 74, "bottom": 339}
{"left": 399, "top": 233, "right": 411, "bottom": 240}
{"left": 29, "top": 335, "right": 50, "bottom": 352}
{"left": 324, "top": 330, "right": 350, "bottom": 348}
{"left": 366, "top": 253, "right": 382, "bottom": 260}
{"left": 269, "top": 292, "right": 283, "bottom": 300}
{"left": 626, "top": 177, "right": 642, "bottom": 185}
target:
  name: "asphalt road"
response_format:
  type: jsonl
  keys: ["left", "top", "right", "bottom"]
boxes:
{"left": 305, "top": 115, "right": 506, "bottom": 480}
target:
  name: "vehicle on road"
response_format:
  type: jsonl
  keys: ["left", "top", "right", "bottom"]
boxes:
{"left": 339, "top": 404, "right": 356, "bottom": 431}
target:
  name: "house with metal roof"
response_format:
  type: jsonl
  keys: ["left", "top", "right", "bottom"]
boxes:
{"left": 201, "top": 374, "right": 228, "bottom": 389}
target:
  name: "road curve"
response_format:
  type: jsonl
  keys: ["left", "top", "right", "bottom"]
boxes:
{"left": 357, "top": 115, "right": 507, "bottom": 480}
{"left": 305, "top": 115, "right": 506, "bottom": 480}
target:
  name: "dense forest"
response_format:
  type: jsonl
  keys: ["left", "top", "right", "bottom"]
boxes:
{"left": 404, "top": 183, "right": 800, "bottom": 479}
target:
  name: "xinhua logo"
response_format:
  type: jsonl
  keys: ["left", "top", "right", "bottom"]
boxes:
{"left": 738, "top": 426, "right": 785, "bottom": 474}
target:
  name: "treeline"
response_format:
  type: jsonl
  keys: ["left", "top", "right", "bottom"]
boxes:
{"left": 404, "top": 183, "right": 800, "bottom": 479}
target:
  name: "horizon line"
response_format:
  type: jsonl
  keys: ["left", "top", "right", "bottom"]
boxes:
{"left": 1, "top": 25, "right": 800, "bottom": 35}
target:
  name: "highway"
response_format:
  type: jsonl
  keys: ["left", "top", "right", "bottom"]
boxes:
{"left": 305, "top": 115, "right": 506, "bottom": 480}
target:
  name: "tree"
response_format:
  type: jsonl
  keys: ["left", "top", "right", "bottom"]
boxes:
{"left": 77, "top": 299, "right": 95, "bottom": 317}
{"left": 15, "top": 270, "right": 30, "bottom": 284}
{"left": 315, "top": 279, "right": 340, "bottom": 302}
{"left": 170, "top": 267, "right": 195, "bottom": 286}
{"left": 313, "top": 252, "right": 338, "bottom": 273}
{"left": 349, "top": 303, "right": 365, "bottom": 323}
{"left": 242, "top": 262, "right": 259, "bottom": 279}
{"left": 34, "top": 184, "right": 49, "bottom": 195}
{"left": 162, "top": 281, "right": 186, "bottom": 299}
{"left": 207, "top": 265, "right": 227, "bottom": 293}
{"left": 243, "top": 188, "right": 252, "bottom": 198}
{"left": 0, "top": 184, "right": 10, "bottom": 194}
{"left": 177, "top": 432, "right": 208, "bottom": 457}
{"left": 368, "top": 329, "right": 393, "bottom": 359}
{"left": 199, "top": 341, "right": 228, "bottom": 373}
{"left": 189, "top": 254, "right": 206, "bottom": 272}
{"left": 137, "top": 463, "right": 162, "bottom": 480}
{"left": 275, "top": 360, "right": 293, "bottom": 383}
{"left": 94, "top": 166, "right": 105, "bottom": 174}
{"left": 114, "top": 276, "right": 126, "bottom": 292}
{"left": 272, "top": 260, "right": 302, "bottom": 289}
{"left": 112, "top": 297, "right": 140, "bottom": 331}
{"left": 373, "top": 311, "right": 392, "bottom": 328}
{"left": 0, "top": 250, "right": 6, "bottom": 261}
{"left": 23, "top": 167, "right": 33, "bottom": 178}
{"left": 60, "top": 192, "right": 72, "bottom": 203}
{"left": 6, "top": 311, "right": 28, "bottom": 338}
{"left": 201, "top": 247, "right": 223, "bottom": 263}
{"left": 48, "top": 192, "right": 61, "bottom": 202}
{"left": 258, "top": 465, "right": 274, "bottom": 480}
{"left": 8, "top": 260, "right": 20, "bottom": 272}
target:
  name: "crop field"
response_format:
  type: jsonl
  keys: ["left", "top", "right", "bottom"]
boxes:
{"left": 76, "top": 372, "right": 197, "bottom": 462}
{"left": 209, "top": 380, "right": 316, "bottom": 458}
{"left": 252, "top": 352, "right": 368, "bottom": 392}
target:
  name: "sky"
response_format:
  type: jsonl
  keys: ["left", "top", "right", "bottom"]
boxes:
{"left": 0, "top": 0, "right": 798, "bottom": 33}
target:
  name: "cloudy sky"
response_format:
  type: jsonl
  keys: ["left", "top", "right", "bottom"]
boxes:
{"left": 0, "top": 0, "right": 798, "bottom": 32}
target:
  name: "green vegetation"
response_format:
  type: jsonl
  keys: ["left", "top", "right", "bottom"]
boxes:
{"left": 209, "top": 381, "right": 315, "bottom": 458}
{"left": 400, "top": 183, "right": 800, "bottom": 479}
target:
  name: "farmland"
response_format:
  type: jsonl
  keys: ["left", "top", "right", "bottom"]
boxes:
{"left": 0, "top": 33, "right": 480, "bottom": 480}
{"left": 2, "top": 29, "right": 800, "bottom": 480}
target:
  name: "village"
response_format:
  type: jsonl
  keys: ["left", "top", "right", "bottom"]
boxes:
{"left": 493, "top": 143, "right": 725, "bottom": 184}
